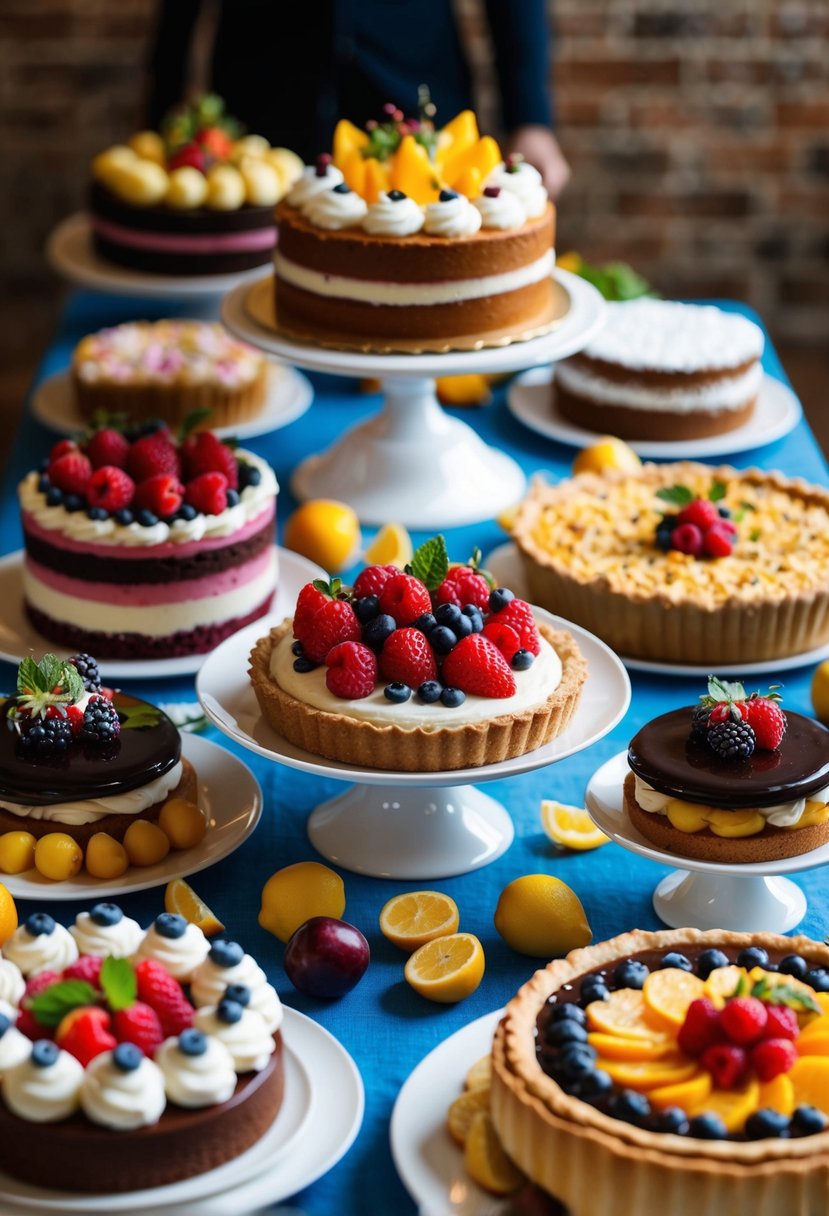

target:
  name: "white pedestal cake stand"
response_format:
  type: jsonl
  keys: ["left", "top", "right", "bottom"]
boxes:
{"left": 585, "top": 752, "right": 828, "bottom": 933}
{"left": 221, "top": 268, "right": 606, "bottom": 527}
{"left": 196, "top": 611, "right": 629, "bottom": 879}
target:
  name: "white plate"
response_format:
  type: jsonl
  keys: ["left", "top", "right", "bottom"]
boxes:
{"left": 485, "top": 543, "right": 829, "bottom": 678}
{"left": 0, "top": 548, "right": 326, "bottom": 680}
{"left": 507, "top": 366, "right": 802, "bottom": 458}
{"left": 196, "top": 608, "right": 630, "bottom": 788}
{"left": 391, "top": 1009, "right": 506, "bottom": 1216}
{"left": 32, "top": 364, "right": 313, "bottom": 441}
{"left": 0, "top": 733, "right": 261, "bottom": 900}
{"left": 0, "top": 1006, "right": 364, "bottom": 1216}
{"left": 46, "top": 212, "right": 272, "bottom": 300}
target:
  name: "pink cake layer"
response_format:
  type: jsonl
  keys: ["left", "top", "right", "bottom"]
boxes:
{"left": 91, "top": 216, "right": 277, "bottom": 254}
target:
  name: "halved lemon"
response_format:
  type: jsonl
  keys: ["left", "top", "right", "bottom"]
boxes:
{"left": 379, "top": 890, "right": 460, "bottom": 952}
{"left": 363, "top": 522, "right": 413, "bottom": 569}
{"left": 540, "top": 800, "right": 610, "bottom": 852}
{"left": 164, "top": 879, "right": 224, "bottom": 936}
{"left": 404, "top": 932, "right": 485, "bottom": 1003}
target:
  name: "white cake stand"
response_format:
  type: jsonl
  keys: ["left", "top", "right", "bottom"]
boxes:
{"left": 585, "top": 751, "right": 829, "bottom": 932}
{"left": 221, "top": 268, "right": 606, "bottom": 527}
{"left": 196, "top": 610, "right": 630, "bottom": 879}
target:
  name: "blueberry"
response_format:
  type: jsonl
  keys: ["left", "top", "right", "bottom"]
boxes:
{"left": 512, "top": 649, "right": 533, "bottom": 670}
{"left": 651, "top": 1107, "right": 690, "bottom": 1135}
{"left": 293, "top": 656, "right": 317, "bottom": 673}
{"left": 291, "top": 641, "right": 305, "bottom": 656}
{"left": 655, "top": 520, "right": 675, "bottom": 551}
{"left": 413, "top": 612, "right": 436, "bottom": 634}
{"left": 579, "top": 977, "right": 609, "bottom": 1007}
{"left": 114, "top": 508, "right": 134, "bottom": 526}
{"left": 454, "top": 614, "right": 473, "bottom": 639}
{"left": 387, "top": 189, "right": 407, "bottom": 201}
{"left": 86, "top": 506, "right": 109, "bottom": 521}
{"left": 609, "top": 1090, "right": 651, "bottom": 1125}
{"left": 332, "top": 182, "right": 351, "bottom": 194}
{"left": 137, "top": 509, "right": 159, "bottom": 527}
{"left": 791, "top": 1105, "right": 828, "bottom": 1136}
{"left": 31, "top": 1040, "right": 59, "bottom": 1068}
{"left": 354, "top": 595, "right": 380, "bottom": 623}
{"left": 113, "top": 1042, "right": 143, "bottom": 1072}
{"left": 25, "top": 912, "right": 55, "bottom": 937}
{"left": 0, "top": 1013, "right": 10, "bottom": 1037}
{"left": 660, "top": 952, "right": 692, "bottom": 972}
{"left": 155, "top": 913, "right": 187, "bottom": 939}
{"left": 440, "top": 687, "right": 466, "bottom": 708}
{"left": 64, "top": 493, "right": 84, "bottom": 513}
{"left": 555, "top": 1043, "right": 597, "bottom": 1081}
{"left": 89, "top": 902, "right": 123, "bottom": 927}
{"left": 614, "top": 960, "right": 649, "bottom": 989}
{"left": 548, "top": 1003, "right": 586, "bottom": 1026}
{"left": 778, "top": 954, "right": 808, "bottom": 979}
{"left": 45, "top": 486, "right": 64, "bottom": 507}
{"left": 384, "top": 682, "right": 411, "bottom": 703}
{"left": 571, "top": 1068, "right": 613, "bottom": 1102}
{"left": 806, "top": 967, "right": 829, "bottom": 992}
{"left": 177, "top": 503, "right": 198, "bottom": 521}
{"left": 37, "top": 474, "right": 50, "bottom": 493}
{"left": 217, "top": 998, "right": 244, "bottom": 1024}
{"left": 417, "top": 680, "right": 443, "bottom": 704}
{"left": 238, "top": 464, "right": 262, "bottom": 490}
{"left": 737, "top": 946, "right": 769, "bottom": 969}
{"left": 363, "top": 614, "right": 396, "bottom": 649}
{"left": 430, "top": 626, "right": 457, "bottom": 654}
{"left": 696, "top": 948, "right": 730, "bottom": 979}
{"left": 718, "top": 505, "right": 731, "bottom": 518}
{"left": 435, "top": 603, "right": 463, "bottom": 629}
{"left": 461, "top": 605, "right": 483, "bottom": 632}
{"left": 745, "top": 1109, "right": 790, "bottom": 1140}
{"left": 439, "top": 188, "right": 459, "bottom": 201}
{"left": 544, "top": 1020, "right": 588, "bottom": 1047}
{"left": 688, "top": 1113, "right": 728, "bottom": 1140}
{"left": 225, "top": 983, "right": 251, "bottom": 1007}
{"left": 488, "top": 587, "right": 515, "bottom": 612}
{"left": 209, "top": 939, "right": 245, "bottom": 968}
{"left": 225, "top": 488, "right": 240, "bottom": 507}
{"left": 178, "top": 1028, "right": 208, "bottom": 1056}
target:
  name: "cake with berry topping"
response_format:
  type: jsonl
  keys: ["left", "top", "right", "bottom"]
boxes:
{"left": 554, "top": 299, "right": 764, "bottom": 441}
{"left": 249, "top": 537, "right": 586, "bottom": 772}
{"left": 273, "top": 100, "right": 560, "bottom": 352}
{"left": 624, "top": 677, "right": 829, "bottom": 864}
{"left": 0, "top": 906, "right": 284, "bottom": 1193}
{"left": 19, "top": 424, "right": 278, "bottom": 659}
{"left": 512, "top": 461, "right": 829, "bottom": 664}
{"left": 492, "top": 928, "right": 829, "bottom": 1216}
{"left": 89, "top": 94, "right": 303, "bottom": 276}
{"left": 72, "top": 320, "right": 269, "bottom": 429}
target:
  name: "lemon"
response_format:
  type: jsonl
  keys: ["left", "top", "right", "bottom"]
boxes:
{"left": 556, "top": 250, "right": 583, "bottom": 273}
{"left": 0, "top": 881, "right": 18, "bottom": 947}
{"left": 165, "top": 878, "right": 225, "bottom": 936}
{"left": 283, "top": 499, "right": 361, "bottom": 573}
{"left": 811, "top": 660, "right": 829, "bottom": 726}
{"left": 540, "top": 800, "right": 610, "bottom": 852}
{"left": 494, "top": 874, "right": 591, "bottom": 957}
{"left": 464, "top": 1110, "right": 525, "bottom": 1195}
{"left": 379, "top": 890, "right": 460, "bottom": 952}
{"left": 571, "top": 436, "right": 642, "bottom": 477}
{"left": 436, "top": 375, "right": 492, "bottom": 407}
{"left": 364, "top": 522, "right": 413, "bottom": 569}
{"left": 404, "top": 932, "right": 485, "bottom": 1003}
{"left": 258, "top": 861, "right": 346, "bottom": 943}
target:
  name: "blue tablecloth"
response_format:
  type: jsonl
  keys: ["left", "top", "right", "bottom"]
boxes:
{"left": 2, "top": 291, "right": 828, "bottom": 1215}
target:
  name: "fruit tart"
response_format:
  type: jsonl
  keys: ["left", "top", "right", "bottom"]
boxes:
{"left": 249, "top": 537, "right": 587, "bottom": 772}
{"left": 492, "top": 928, "right": 829, "bottom": 1216}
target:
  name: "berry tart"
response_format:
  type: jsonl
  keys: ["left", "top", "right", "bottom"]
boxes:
{"left": 0, "top": 905, "right": 284, "bottom": 1193}
{"left": 19, "top": 423, "right": 278, "bottom": 659}
{"left": 512, "top": 461, "right": 829, "bottom": 665}
{"left": 89, "top": 94, "right": 302, "bottom": 276}
{"left": 274, "top": 101, "right": 561, "bottom": 352}
{"left": 249, "top": 537, "right": 587, "bottom": 772}
{"left": 625, "top": 677, "right": 829, "bottom": 864}
{"left": 0, "top": 654, "right": 196, "bottom": 848}
{"left": 71, "top": 320, "right": 269, "bottom": 430}
{"left": 492, "top": 928, "right": 829, "bottom": 1216}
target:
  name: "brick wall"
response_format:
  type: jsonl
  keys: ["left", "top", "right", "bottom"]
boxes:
{"left": 1, "top": 0, "right": 827, "bottom": 346}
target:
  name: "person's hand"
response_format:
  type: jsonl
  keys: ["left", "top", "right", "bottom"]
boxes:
{"left": 507, "top": 125, "right": 570, "bottom": 199}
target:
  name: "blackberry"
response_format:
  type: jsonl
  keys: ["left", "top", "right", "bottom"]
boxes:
{"left": 17, "top": 716, "right": 73, "bottom": 756}
{"left": 70, "top": 652, "right": 102, "bottom": 692}
{"left": 80, "top": 697, "right": 121, "bottom": 743}
{"left": 689, "top": 705, "right": 711, "bottom": 743}
{"left": 707, "top": 719, "right": 755, "bottom": 760}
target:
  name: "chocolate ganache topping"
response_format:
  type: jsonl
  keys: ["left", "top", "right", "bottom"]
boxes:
{"left": 628, "top": 708, "right": 829, "bottom": 809}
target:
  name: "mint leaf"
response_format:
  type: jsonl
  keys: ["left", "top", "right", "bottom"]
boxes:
{"left": 119, "top": 702, "right": 161, "bottom": 730}
{"left": 178, "top": 407, "right": 214, "bottom": 441}
{"left": 100, "top": 956, "right": 136, "bottom": 1012}
{"left": 29, "top": 980, "right": 98, "bottom": 1028}
{"left": 409, "top": 535, "right": 449, "bottom": 591}
{"left": 750, "top": 976, "right": 819, "bottom": 1014}
{"left": 17, "top": 656, "right": 46, "bottom": 695}
{"left": 708, "top": 480, "right": 727, "bottom": 503}
{"left": 655, "top": 485, "right": 694, "bottom": 508}
{"left": 730, "top": 972, "right": 749, "bottom": 998}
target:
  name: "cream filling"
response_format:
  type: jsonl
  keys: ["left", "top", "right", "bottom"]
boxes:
{"left": 0, "top": 762, "right": 183, "bottom": 826}
{"left": 274, "top": 249, "right": 555, "bottom": 306}
{"left": 633, "top": 775, "right": 829, "bottom": 828}
{"left": 555, "top": 360, "right": 763, "bottom": 413}
{"left": 271, "top": 632, "right": 562, "bottom": 730}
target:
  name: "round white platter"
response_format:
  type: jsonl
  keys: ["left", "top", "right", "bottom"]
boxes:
{"left": 0, "top": 733, "right": 261, "bottom": 900}
{"left": 584, "top": 750, "right": 829, "bottom": 932}
{"left": 485, "top": 542, "right": 829, "bottom": 678}
{"left": 220, "top": 268, "right": 606, "bottom": 528}
{"left": 0, "top": 547, "right": 325, "bottom": 681}
{"left": 31, "top": 364, "right": 313, "bottom": 442}
{"left": 0, "top": 1006, "right": 364, "bottom": 1216}
{"left": 507, "top": 366, "right": 802, "bottom": 458}
{"left": 196, "top": 609, "right": 630, "bottom": 880}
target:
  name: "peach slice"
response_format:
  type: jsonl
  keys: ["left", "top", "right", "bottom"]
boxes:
{"left": 389, "top": 135, "right": 441, "bottom": 204}
{"left": 333, "top": 119, "right": 368, "bottom": 169}
{"left": 443, "top": 135, "right": 501, "bottom": 191}
{"left": 799, "top": 1014, "right": 829, "bottom": 1043}
{"left": 452, "top": 166, "right": 483, "bottom": 200}
{"left": 690, "top": 1081, "right": 760, "bottom": 1133}
{"left": 789, "top": 1057, "right": 829, "bottom": 1114}
{"left": 597, "top": 1056, "right": 698, "bottom": 1091}
{"left": 757, "top": 1074, "right": 795, "bottom": 1116}
{"left": 588, "top": 1032, "right": 674, "bottom": 1062}
{"left": 342, "top": 148, "right": 367, "bottom": 197}
{"left": 439, "top": 109, "right": 480, "bottom": 155}
{"left": 363, "top": 157, "right": 390, "bottom": 204}
{"left": 642, "top": 968, "right": 706, "bottom": 1030}
{"left": 797, "top": 1034, "right": 829, "bottom": 1056}
{"left": 649, "top": 1070, "right": 712, "bottom": 1112}
{"left": 586, "top": 989, "right": 667, "bottom": 1040}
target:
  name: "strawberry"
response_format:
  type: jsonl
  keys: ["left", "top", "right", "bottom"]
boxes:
{"left": 302, "top": 599, "right": 362, "bottom": 663}
{"left": 63, "top": 955, "right": 103, "bottom": 987}
{"left": 293, "top": 582, "right": 328, "bottom": 644}
{"left": 86, "top": 428, "right": 130, "bottom": 470}
{"left": 481, "top": 621, "right": 522, "bottom": 663}
{"left": 441, "top": 634, "right": 516, "bottom": 698}
{"left": 719, "top": 996, "right": 768, "bottom": 1045}
{"left": 16, "top": 1007, "right": 51, "bottom": 1041}
{"left": 676, "top": 498, "right": 720, "bottom": 530}
{"left": 126, "top": 431, "right": 181, "bottom": 483}
{"left": 48, "top": 451, "right": 92, "bottom": 495}
{"left": 433, "top": 566, "right": 490, "bottom": 611}
{"left": 677, "top": 997, "right": 722, "bottom": 1057}
{"left": 181, "top": 432, "right": 238, "bottom": 489}
{"left": 379, "top": 573, "right": 431, "bottom": 626}
{"left": 701, "top": 1043, "right": 749, "bottom": 1090}
{"left": 196, "top": 126, "right": 233, "bottom": 159}
{"left": 752, "top": 1037, "right": 798, "bottom": 1081}
{"left": 378, "top": 627, "right": 438, "bottom": 687}
{"left": 65, "top": 704, "right": 85, "bottom": 736}
{"left": 56, "top": 1006, "right": 116, "bottom": 1066}
{"left": 487, "top": 598, "right": 541, "bottom": 656}
{"left": 168, "top": 140, "right": 206, "bottom": 173}
{"left": 325, "top": 641, "right": 377, "bottom": 698}
{"left": 745, "top": 697, "right": 786, "bottom": 750}
{"left": 134, "top": 959, "right": 194, "bottom": 1037}
{"left": 184, "top": 471, "right": 229, "bottom": 515}
{"left": 113, "top": 1000, "right": 164, "bottom": 1057}
{"left": 762, "top": 1004, "right": 799, "bottom": 1041}
{"left": 49, "top": 439, "right": 78, "bottom": 462}
{"left": 133, "top": 473, "right": 184, "bottom": 518}
{"left": 708, "top": 701, "right": 749, "bottom": 726}
{"left": 352, "top": 564, "right": 399, "bottom": 600}
{"left": 86, "top": 465, "right": 135, "bottom": 512}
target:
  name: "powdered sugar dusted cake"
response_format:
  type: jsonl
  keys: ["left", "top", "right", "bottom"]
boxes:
{"left": 554, "top": 299, "right": 765, "bottom": 441}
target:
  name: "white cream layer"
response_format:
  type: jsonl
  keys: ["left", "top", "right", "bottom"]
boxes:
{"left": 271, "top": 632, "right": 562, "bottom": 730}
{"left": 634, "top": 775, "right": 829, "bottom": 828}
{"left": 555, "top": 360, "right": 763, "bottom": 413}
{"left": 0, "top": 762, "right": 182, "bottom": 826}
{"left": 274, "top": 249, "right": 555, "bottom": 307}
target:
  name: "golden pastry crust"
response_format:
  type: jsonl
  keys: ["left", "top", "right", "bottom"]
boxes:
{"left": 248, "top": 620, "right": 586, "bottom": 772}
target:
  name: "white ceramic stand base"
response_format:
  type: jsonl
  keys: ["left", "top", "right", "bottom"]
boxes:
{"left": 307, "top": 783, "right": 513, "bottom": 879}
{"left": 585, "top": 751, "right": 827, "bottom": 934}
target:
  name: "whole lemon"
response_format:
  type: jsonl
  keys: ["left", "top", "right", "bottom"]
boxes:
{"left": 811, "top": 660, "right": 829, "bottom": 726}
{"left": 283, "top": 499, "right": 362, "bottom": 573}
{"left": 494, "top": 874, "right": 592, "bottom": 957}
{"left": 259, "top": 861, "right": 346, "bottom": 943}
{"left": 572, "top": 436, "right": 642, "bottom": 477}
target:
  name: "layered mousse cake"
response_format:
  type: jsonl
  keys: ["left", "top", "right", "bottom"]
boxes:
{"left": 554, "top": 299, "right": 764, "bottom": 441}
{"left": 19, "top": 424, "right": 278, "bottom": 659}
{"left": 250, "top": 536, "right": 586, "bottom": 772}
{"left": 274, "top": 104, "right": 561, "bottom": 352}
{"left": 89, "top": 94, "right": 302, "bottom": 275}
{"left": 625, "top": 677, "right": 829, "bottom": 864}
{"left": 0, "top": 905, "right": 283, "bottom": 1192}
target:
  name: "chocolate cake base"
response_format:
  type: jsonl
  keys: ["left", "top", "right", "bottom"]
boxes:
{"left": 556, "top": 384, "right": 757, "bottom": 441}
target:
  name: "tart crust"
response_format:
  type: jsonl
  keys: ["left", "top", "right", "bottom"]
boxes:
{"left": 248, "top": 620, "right": 587, "bottom": 772}
{"left": 73, "top": 364, "right": 268, "bottom": 429}
{"left": 492, "top": 928, "right": 829, "bottom": 1216}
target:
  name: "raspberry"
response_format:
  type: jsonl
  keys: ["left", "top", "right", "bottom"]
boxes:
{"left": 302, "top": 599, "right": 362, "bottom": 663}
{"left": 181, "top": 432, "right": 239, "bottom": 489}
{"left": 745, "top": 697, "right": 786, "bottom": 751}
{"left": 126, "top": 431, "right": 181, "bottom": 483}
{"left": 670, "top": 522, "right": 704, "bottom": 557}
{"left": 702, "top": 522, "right": 736, "bottom": 558}
{"left": 49, "top": 439, "right": 78, "bottom": 463}
{"left": 86, "top": 465, "right": 135, "bottom": 512}
{"left": 379, "top": 573, "right": 432, "bottom": 626}
{"left": 56, "top": 1006, "right": 116, "bottom": 1067}
{"left": 763, "top": 1004, "right": 799, "bottom": 1041}
{"left": 434, "top": 567, "right": 490, "bottom": 611}
{"left": 16, "top": 1007, "right": 51, "bottom": 1041}
{"left": 133, "top": 473, "right": 184, "bottom": 518}
{"left": 752, "top": 1037, "right": 798, "bottom": 1082}
{"left": 441, "top": 634, "right": 517, "bottom": 698}
{"left": 65, "top": 704, "right": 85, "bottom": 736}
{"left": 48, "top": 451, "right": 92, "bottom": 496}
{"left": 24, "top": 970, "right": 62, "bottom": 1000}
{"left": 378, "top": 627, "right": 438, "bottom": 687}
{"left": 168, "top": 140, "right": 206, "bottom": 173}
{"left": 700, "top": 1043, "right": 749, "bottom": 1090}
{"left": 113, "top": 1001, "right": 164, "bottom": 1057}
{"left": 86, "top": 428, "right": 130, "bottom": 470}
{"left": 63, "top": 955, "right": 103, "bottom": 987}
{"left": 293, "top": 582, "right": 328, "bottom": 644}
{"left": 708, "top": 719, "right": 756, "bottom": 760}
{"left": 677, "top": 997, "right": 722, "bottom": 1057}
{"left": 719, "top": 996, "right": 769, "bottom": 1045}
{"left": 481, "top": 621, "right": 522, "bottom": 663}
{"left": 134, "top": 959, "right": 194, "bottom": 1037}
{"left": 676, "top": 498, "right": 721, "bottom": 530}
{"left": 487, "top": 598, "right": 541, "bottom": 656}
{"left": 325, "top": 641, "right": 378, "bottom": 698}
{"left": 184, "top": 471, "right": 228, "bottom": 515}
{"left": 352, "top": 564, "right": 399, "bottom": 600}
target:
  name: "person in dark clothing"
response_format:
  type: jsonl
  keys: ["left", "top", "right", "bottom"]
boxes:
{"left": 146, "top": 0, "right": 569, "bottom": 197}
